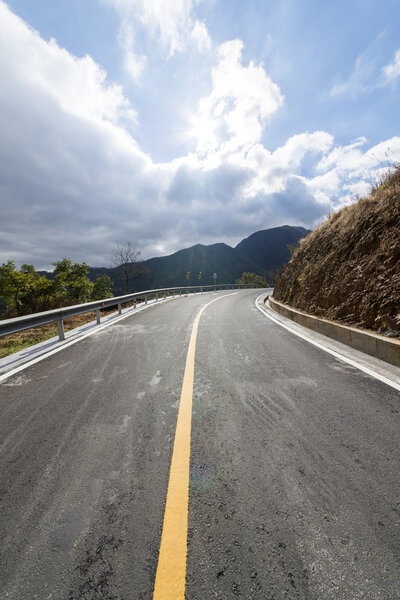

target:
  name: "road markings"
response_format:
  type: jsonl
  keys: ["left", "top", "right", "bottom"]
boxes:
{"left": 153, "top": 293, "right": 236, "bottom": 600}
{"left": 256, "top": 295, "right": 400, "bottom": 392}
{"left": 0, "top": 292, "right": 204, "bottom": 384}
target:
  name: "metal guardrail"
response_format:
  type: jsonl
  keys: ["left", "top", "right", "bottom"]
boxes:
{"left": 0, "top": 284, "right": 258, "bottom": 341}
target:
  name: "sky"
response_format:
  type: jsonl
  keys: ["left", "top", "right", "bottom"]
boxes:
{"left": 1, "top": 0, "right": 400, "bottom": 269}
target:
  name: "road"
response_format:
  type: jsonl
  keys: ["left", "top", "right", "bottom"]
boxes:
{"left": 0, "top": 289, "right": 399, "bottom": 599}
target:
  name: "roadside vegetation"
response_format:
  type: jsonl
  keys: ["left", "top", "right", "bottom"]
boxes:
{"left": 0, "top": 262, "right": 115, "bottom": 359}
{"left": 273, "top": 164, "right": 400, "bottom": 336}
{"left": 0, "top": 242, "right": 146, "bottom": 359}
{"left": 0, "top": 258, "right": 113, "bottom": 319}
{"left": 0, "top": 312, "right": 102, "bottom": 359}
{"left": 0, "top": 301, "right": 143, "bottom": 360}
{"left": 235, "top": 272, "right": 268, "bottom": 287}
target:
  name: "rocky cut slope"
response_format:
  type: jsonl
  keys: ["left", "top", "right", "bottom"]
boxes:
{"left": 273, "top": 166, "right": 400, "bottom": 336}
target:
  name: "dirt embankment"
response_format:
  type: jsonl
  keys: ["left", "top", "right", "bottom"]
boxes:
{"left": 273, "top": 166, "right": 400, "bottom": 336}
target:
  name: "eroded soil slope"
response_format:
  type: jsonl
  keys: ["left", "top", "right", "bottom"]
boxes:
{"left": 273, "top": 167, "right": 400, "bottom": 336}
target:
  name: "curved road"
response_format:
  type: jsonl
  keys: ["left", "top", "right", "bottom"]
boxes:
{"left": 0, "top": 289, "right": 399, "bottom": 599}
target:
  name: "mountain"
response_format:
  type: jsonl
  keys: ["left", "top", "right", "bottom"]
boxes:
{"left": 95, "top": 225, "right": 310, "bottom": 292}
{"left": 235, "top": 226, "right": 310, "bottom": 270}
{"left": 273, "top": 167, "right": 400, "bottom": 335}
{"left": 38, "top": 225, "right": 310, "bottom": 292}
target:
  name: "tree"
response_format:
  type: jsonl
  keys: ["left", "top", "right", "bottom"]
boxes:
{"left": 0, "top": 260, "right": 34, "bottom": 315}
{"left": 235, "top": 272, "right": 267, "bottom": 287}
{"left": 111, "top": 242, "right": 149, "bottom": 293}
{"left": 91, "top": 274, "right": 114, "bottom": 301}
{"left": 0, "top": 257, "right": 113, "bottom": 318}
{"left": 0, "top": 261, "right": 53, "bottom": 316}
{"left": 19, "top": 265, "right": 54, "bottom": 313}
{"left": 53, "top": 258, "right": 94, "bottom": 303}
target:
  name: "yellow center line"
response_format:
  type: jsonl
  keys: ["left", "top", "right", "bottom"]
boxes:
{"left": 152, "top": 293, "right": 237, "bottom": 600}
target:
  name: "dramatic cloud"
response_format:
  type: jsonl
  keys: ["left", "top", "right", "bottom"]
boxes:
{"left": 0, "top": 2, "right": 164, "bottom": 265}
{"left": 1, "top": 1, "right": 400, "bottom": 268}
{"left": 0, "top": 3, "right": 137, "bottom": 126}
{"left": 191, "top": 39, "right": 284, "bottom": 154}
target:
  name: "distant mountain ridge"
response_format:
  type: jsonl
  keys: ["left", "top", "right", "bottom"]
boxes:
{"left": 86, "top": 225, "right": 310, "bottom": 292}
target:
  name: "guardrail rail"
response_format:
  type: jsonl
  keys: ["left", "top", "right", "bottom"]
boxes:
{"left": 0, "top": 284, "right": 260, "bottom": 342}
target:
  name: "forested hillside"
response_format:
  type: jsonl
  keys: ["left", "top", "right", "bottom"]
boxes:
{"left": 92, "top": 225, "right": 310, "bottom": 292}
{"left": 0, "top": 225, "right": 308, "bottom": 317}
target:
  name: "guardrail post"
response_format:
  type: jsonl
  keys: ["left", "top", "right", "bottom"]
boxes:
{"left": 164, "top": 292, "right": 166, "bottom": 300}
{"left": 156, "top": 293, "right": 158, "bottom": 301}
{"left": 179, "top": 290, "right": 182, "bottom": 296}
{"left": 118, "top": 302, "right": 122, "bottom": 314}
{"left": 145, "top": 295, "right": 147, "bottom": 304}
{"left": 57, "top": 318, "right": 65, "bottom": 341}
{"left": 96, "top": 309, "right": 101, "bottom": 324}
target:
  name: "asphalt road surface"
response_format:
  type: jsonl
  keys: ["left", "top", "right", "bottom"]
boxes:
{"left": 0, "top": 289, "right": 399, "bottom": 599}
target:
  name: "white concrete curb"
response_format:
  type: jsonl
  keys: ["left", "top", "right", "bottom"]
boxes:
{"left": 256, "top": 294, "right": 400, "bottom": 393}
{"left": 268, "top": 295, "right": 400, "bottom": 369}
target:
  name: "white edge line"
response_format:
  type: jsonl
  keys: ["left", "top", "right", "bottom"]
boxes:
{"left": 0, "top": 294, "right": 181, "bottom": 383}
{"left": 255, "top": 294, "right": 400, "bottom": 393}
{"left": 0, "top": 302, "right": 156, "bottom": 383}
{"left": 0, "top": 290, "right": 235, "bottom": 384}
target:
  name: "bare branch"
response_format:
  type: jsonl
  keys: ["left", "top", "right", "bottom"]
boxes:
{"left": 111, "top": 242, "right": 148, "bottom": 293}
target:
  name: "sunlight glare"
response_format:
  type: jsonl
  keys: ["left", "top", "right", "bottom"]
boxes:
{"left": 188, "top": 111, "right": 217, "bottom": 153}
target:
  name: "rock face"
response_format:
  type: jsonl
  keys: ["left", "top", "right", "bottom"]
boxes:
{"left": 273, "top": 167, "right": 400, "bottom": 336}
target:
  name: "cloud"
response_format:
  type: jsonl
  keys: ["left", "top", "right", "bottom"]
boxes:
{"left": 192, "top": 39, "right": 284, "bottom": 155}
{"left": 191, "top": 20, "right": 212, "bottom": 53}
{"left": 105, "top": 0, "right": 211, "bottom": 80}
{"left": 238, "top": 132, "right": 334, "bottom": 201}
{"left": 118, "top": 21, "right": 146, "bottom": 81}
{"left": 316, "top": 136, "right": 400, "bottom": 175}
{"left": 311, "top": 135, "right": 400, "bottom": 206}
{"left": 330, "top": 43, "right": 400, "bottom": 97}
{"left": 265, "top": 177, "right": 328, "bottom": 225}
{"left": 167, "top": 163, "right": 251, "bottom": 205}
{"left": 330, "top": 53, "right": 376, "bottom": 98}
{"left": 0, "top": 1, "right": 161, "bottom": 266}
{"left": 0, "top": 4, "right": 137, "bottom": 126}
{"left": 1, "top": 2, "right": 400, "bottom": 269}
{"left": 382, "top": 48, "right": 400, "bottom": 83}
{"left": 164, "top": 136, "right": 331, "bottom": 244}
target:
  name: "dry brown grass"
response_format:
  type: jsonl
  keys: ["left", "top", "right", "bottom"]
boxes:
{"left": 274, "top": 164, "right": 400, "bottom": 334}
{"left": 0, "top": 312, "right": 99, "bottom": 359}
{"left": 0, "top": 300, "right": 142, "bottom": 359}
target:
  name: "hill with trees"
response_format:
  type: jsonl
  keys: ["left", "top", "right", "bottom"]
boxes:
{"left": 0, "top": 225, "right": 309, "bottom": 317}
{"left": 89, "top": 225, "right": 310, "bottom": 293}
{"left": 273, "top": 166, "right": 400, "bottom": 336}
